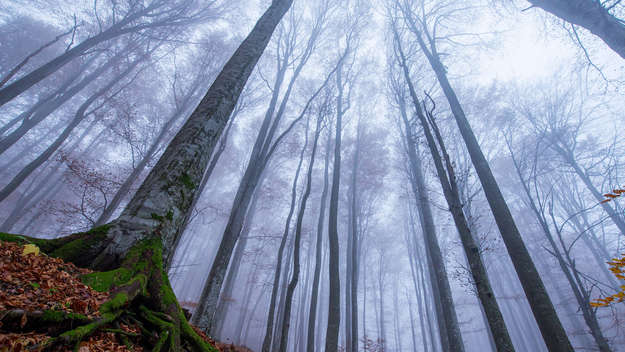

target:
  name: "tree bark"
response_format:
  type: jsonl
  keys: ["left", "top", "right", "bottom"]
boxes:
{"left": 325, "top": 60, "right": 345, "bottom": 352}
{"left": 1, "top": 1, "right": 294, "bottom": 351}
{"left": 527, "top": 0, "right": 625, "bottom": 60}
{"left": 307, "top": 122, "right": 332, "bottom": 352}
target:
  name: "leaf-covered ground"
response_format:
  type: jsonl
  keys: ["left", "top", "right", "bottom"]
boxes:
{"left": 0, "top": 240, "right": 253, "bottom": 351}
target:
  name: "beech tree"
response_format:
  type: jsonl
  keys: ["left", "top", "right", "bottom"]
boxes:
{"left": 0, "top": 0, "right": 293, "bottom": 350}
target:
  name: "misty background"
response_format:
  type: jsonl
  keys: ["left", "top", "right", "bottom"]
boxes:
{"left": 1, "top": 0, "right": 625, "bottom": 351}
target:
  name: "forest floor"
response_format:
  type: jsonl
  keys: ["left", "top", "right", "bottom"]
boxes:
{"left": 0, "top": 240, "right": 253, "bottom": 352}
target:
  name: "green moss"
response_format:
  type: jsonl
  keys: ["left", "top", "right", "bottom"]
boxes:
{"left": 151, "top": 213, "right": 164, "bottom": 221}
{"left": 101, "top": 292, "right": 129, "bottom": 313}
{"left": 41, "top": 310, "right": 89, "bottom": 323}
{"left": 180, "top": 172, "right": 194, "bottom": 190}
{"left": 82, "top": 268, "right": 132, "bottom": 292}
{"left": 166, "top": 210, "right": 174, "bottom": 221}
{"left": 29, "top": 282, "right": 40, "bottom": 289}
{"left": 0, "top": 232, "right": 52, "bottom": 251}
{"left": 48, "top": 225, "right": 110, "bottom": 261}
{"left": 0, "top": 232, "right": 29, "bottom": 243}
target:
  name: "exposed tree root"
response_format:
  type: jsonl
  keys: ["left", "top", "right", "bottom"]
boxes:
{"left": 0, "top": 230, "right": 218, "bottom": 352}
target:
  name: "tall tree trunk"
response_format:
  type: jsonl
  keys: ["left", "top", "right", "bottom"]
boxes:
{"left": 347, "top": 121, "right": 361, "bottom": 352}
{"left": 307, "top": 123, "right": 332, "bottom": 352}
{"left": 325, "top": 61, "right": 345, "bottom": 352}
{"left": 402, "top": 12, "right": 573, "bottom": 351}
{"left": 193, "top": 19, "right": 333, "bottom": 330}
{"left": 1, "top": 2, "right": 294, "bottom": 350}
{"left": 278, "top": 112, "right": 323, "bottom": 352}
{"left": 527, "top": 0, "right": 625, "bottom": 60}
{"left": 391, "top": 55, "right": 463, "bottom": 351}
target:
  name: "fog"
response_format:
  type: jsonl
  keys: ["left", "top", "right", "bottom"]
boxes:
{"left": 1, "top": 0, "right": 625, "bottom": 351}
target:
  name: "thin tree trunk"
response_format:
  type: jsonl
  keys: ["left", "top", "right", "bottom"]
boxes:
{"left": 0, "top": 55, "right": 142, "bottom": 202}
{"left": 261, "top": 119, "right": 311, "bottom": 352}
{"left": 307, "top": 123, "right": 332, "bottom": 352}
{"left": 325, "top": 61, "right": 345, "bottom": 352}
{"left": 392, "top": 59, "right": 462, "bottom": 350}
{"left": 0, "top": 26, "right": 75, "bottom": 88}
{"left": 0, "top": 49, "right": 124, "bottom": 156}
{"left": 348, "top": 121, "right": 361, "bottom": 352}
{"left": 278, "top": 112, "right": 323, "bottom": 352}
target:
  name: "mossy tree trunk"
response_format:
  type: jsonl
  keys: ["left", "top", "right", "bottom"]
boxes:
{"left": 0, "top": 1, "right": 294, "bottom": 350}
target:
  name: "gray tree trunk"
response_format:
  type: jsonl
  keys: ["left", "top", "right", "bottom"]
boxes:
{"left": 108, "top": 0, "right": 294, "bottom": 331}
{"left": 391, "top": 55, "right": 463, "bottom": 350}
{"left": 261, "top": 119, "right": 311, "bottom": 352}
{"left": 278, "top": 112, "right": 323, "bottom": 352}
{"left": 325, "top": 60, "right": 345, "bottom": 352}
{"left": 307, "top": 122, "right": 332, "bottom": 352}
{"left": 527, "top": 0, "right": 625, "bottom": 60}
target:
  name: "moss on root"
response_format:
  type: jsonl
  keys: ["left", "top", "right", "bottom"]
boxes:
{"left": 1, "top": 225, "right": 110, "bottom": 265}
{"left": 1, "top": 229, "right": 218, "bottom": 352}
